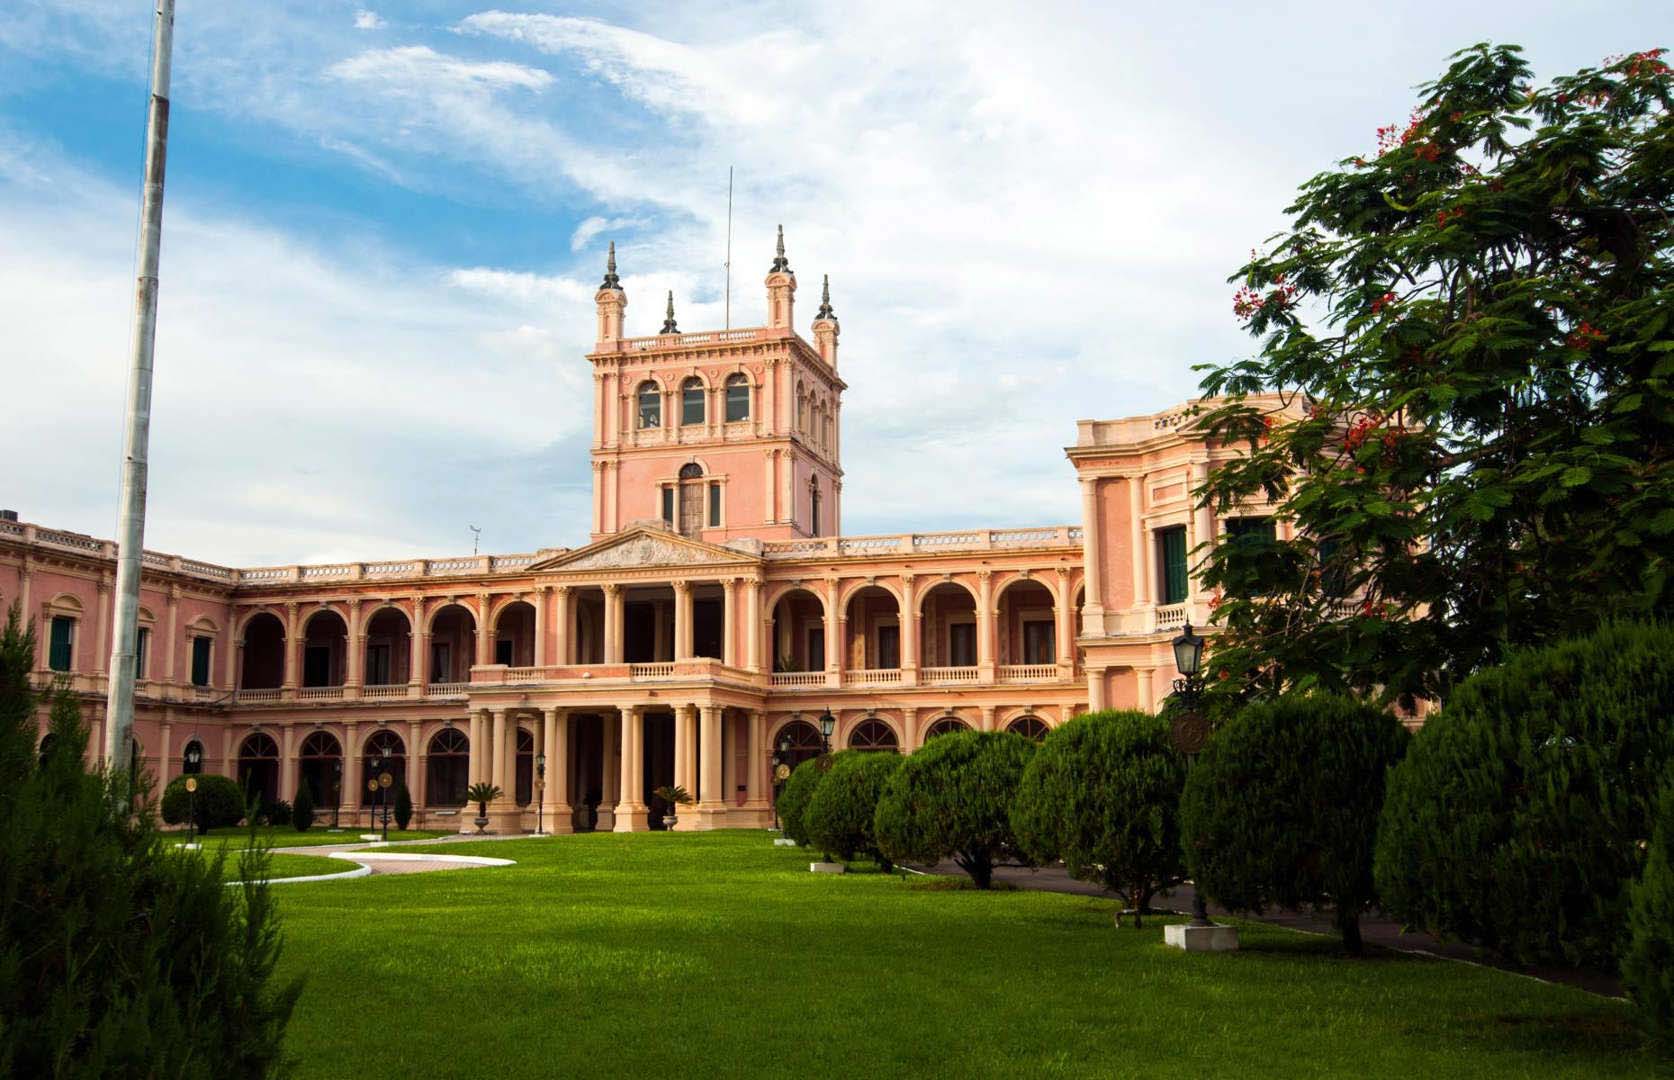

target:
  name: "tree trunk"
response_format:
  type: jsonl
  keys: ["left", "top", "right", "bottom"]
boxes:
{"left": 1339, "top": 910, "right": 1364, "bottom": 956}
{"left": 958, "top": 852, "right": 994, "bottom": 889}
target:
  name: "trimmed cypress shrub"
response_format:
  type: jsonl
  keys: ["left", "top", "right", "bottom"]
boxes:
{"left": 161, "top": 772, "right": 245, "bottom": 833}
{"left": 394, "top": 780, "right": 413, "bottom": 830}
{"left": 291, "top": 783, "right": 314, "bottom": 832}
{"left": 875, "top": 729, "right": 1034, "bottom": 888}
{"left": 805, "top": 751, "right": 903, "bottom": 868}
{"left": 1375, "top": 622, "right": 1674, "bottom": 968}
{"left": 1624, "top": 767, "right": 1674, "bottom": 1040}
{"left": 0, "top": 601, "right": 299, "bottom": 1077}
{"left": 1011, "top": 710, "right": 1186, "bottom": 925}
{"left": 777, "top": 756, "right": 826, "bottom": 847}
{"left": 1181, "top": 693, "right": 1409, "bottom": 954}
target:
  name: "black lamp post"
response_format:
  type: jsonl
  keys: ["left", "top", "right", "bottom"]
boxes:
{"left": 535, "top": 751, "right": 546, "bottom": 835}
{"left": 1169, "top": 621, "right": 1213, "bottom": 927}
{"left": 184, "top": 742, "right": 202, "bottom": 843}
{"left": 331, "top": 759, "right": 342, "bottom": 830}
{"left": 370, "top": 752, "right": 385, "bottom": 834}
{"left": 818, "top": 707, "right": 836, "bottom": 754}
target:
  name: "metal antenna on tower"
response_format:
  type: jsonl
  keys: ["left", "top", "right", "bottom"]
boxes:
{"left": 724, "top": 166, "right": 733, "bottom": 330}
{"left": 469, "top": 524, "right": 481, "bottom": 555}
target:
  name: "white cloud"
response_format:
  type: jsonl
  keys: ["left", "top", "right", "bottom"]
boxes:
{"left": 327, "top": 45, "right": 553, "bottom": 92}
{"left": 569, "top": 215, "right": 646, "bottom": 252}
{"left": 353, "top": 10, "right": 386, "bottom": 31}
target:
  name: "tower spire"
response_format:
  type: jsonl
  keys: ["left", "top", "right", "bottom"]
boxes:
{"left": 770, "top": 223, "right": 791, "bottom": 273}
{"left": 601, "top": 240, "right": 620, "bottom": 289}
{"left": 659, "top": 290, "right": 679, "bottom": 335}
{"left": 816, "top": 274, "right": 836, "bottom": 320}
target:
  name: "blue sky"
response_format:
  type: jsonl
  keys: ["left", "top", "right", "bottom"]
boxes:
{"left": 0, "top": 2, "right": 1661, "bottom": 566}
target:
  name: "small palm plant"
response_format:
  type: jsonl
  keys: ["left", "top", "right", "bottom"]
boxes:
{"left": 652, "top": 784, "right": 693, "bottom": 830}
{"left": 466, "top": 782, "right": 502, "bottom": 834}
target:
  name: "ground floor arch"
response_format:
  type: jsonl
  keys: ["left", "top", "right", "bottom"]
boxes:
{"left": 238, "top": 732, "right": 280, "bottom": 808}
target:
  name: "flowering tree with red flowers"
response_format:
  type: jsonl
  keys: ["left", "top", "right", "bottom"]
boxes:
{"left": 1193, "top": 43, "right": 1674, "bottom": 710}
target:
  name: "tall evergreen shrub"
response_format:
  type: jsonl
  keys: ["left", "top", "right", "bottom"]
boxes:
{"left": 875, "top": 729, "right": 1034, "bottom": 888}
{"left": 1375, "top": 622, "right": 1674, "bottom": 968}
{"left": 777, "top": 756, "right": 826, "bottom": 847}
{"left": 1624, "top": 766, "right": 1674, "bottom": 1040}
{"left": 804, "top": 750, "right": 903, "bottom": 868}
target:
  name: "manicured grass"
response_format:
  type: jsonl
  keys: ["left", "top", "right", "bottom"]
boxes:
{"left": 268, "top": 830, "right": 1658, "bottom": 1079}
{"left": 229, "top": 852, "right": 350, "bottom": 882}
{"left": 164, "top": 826, "right": 454, "bottom": 850}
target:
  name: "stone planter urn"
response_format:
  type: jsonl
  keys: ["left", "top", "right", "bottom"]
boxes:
{"left": 652, "top": 785, "right": 692, "bottom": 834}
{"left": 473, "top": 814, "right": 489, "bottom": 834}
{"left": 662, "top": 813, "right": 678, "bottom": 830}
{"left": 465, "top": 782, "right": 502, "bottom": 836}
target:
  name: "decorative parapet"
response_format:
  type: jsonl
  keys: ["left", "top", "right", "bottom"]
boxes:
{"left": 761, "top": 525, "right": 1080, "bottom": 560}
{"left": 616, "top": 327, "right": 773, "bottom": 353}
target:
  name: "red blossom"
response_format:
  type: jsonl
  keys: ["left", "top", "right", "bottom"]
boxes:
{"left": 1566, "top": 320, "right": 1607, "bottom": 351}
{"left": 1371, "top": 291, "right": 1396, "bottom": 315}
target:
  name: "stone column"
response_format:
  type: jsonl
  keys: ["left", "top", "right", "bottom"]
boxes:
{"left": 745, "top": 710, "right": 767, "bottom": 809}
{"left": 902, "top": 707, "right": 920, "bottom": 753}
{"left": 697, "top": 705, "right": 724, "bottom": 824}
{"left": 221, "top": 727, "right": 234, "bottom": 781}
{"left": 604, "top": 584, "right": 624, "bottom": 663}
{"left": 165, "top": 586, "right": 180, "bottom": 687}
{"left": 475, "top": 594, "right": 493, "bottom": 667}
{"left": 554, "top": 586, "right": 571, "bottom": 666}
{"left": 744, "top": 580, "right": 762, "bottom": 672}
{"left": 673, "top": 704, "right": 695, "bottom": 795}
{"left": 1130, "top": 475, "right": 1149, "bottom": 607}
{"left": 280, "top": 723, "right": 296, "bottom": 799}
{"left": 94, "top": 578, "right": 111, "bottom": 677}
{"left": 414, "top": 630, "right": 431, "bottom": 690}
{"left": 980, "top": 704, "right": 997, "bottom": 733}
{"left": 1190, "top": 460, "right": 1213, "bottom": 602}
{"left": 1055, "top": 569, "right": 1076, "bottom": 671}
{"left": 1079, "top": 479, "right": 1105, "bottom": 630}
{"left": 900, "top": 574, "right": 919, "bottom": 685}
{"left": 343, "top": 720, "right": 360, "bottom": 817}
{"left": 976, "top": 570, "right": 995, "bottom": 678}
{"left": 467, "top": 710, "right": 483, "bottom": 786}
{"left": 673, "top": 580, "right": 693, "bottom": 660}
{"left": 1137, "top": 668, "right": 1155, "bottom": 714}
{"left": 613, "top": 706, "right": 648, "bottom": 831}
{"left": 533, "top": 587, "right": 547, "bottom": 667}
{"left": 408, "top": 719, "right": 424, "bottom": 808}
{"left": 283, "top": 601, "right": 299, "bottom": 690}
{"left": 544, "top": 707, "right": 572, "bottom": 834}
{"left": 1087, "top": 669, "right": 1107, "bottom": 712}
{"left": 823, "top": 578, "right": 841, "bottom": 685}
{"left": 159, "top": 721, "right": 173, "bottom": 787}
{"left": 722, "top": 578, "right": 738, "bottom": 666}
{"left": 491, "top": 709, "right": 508, "bottom": 793}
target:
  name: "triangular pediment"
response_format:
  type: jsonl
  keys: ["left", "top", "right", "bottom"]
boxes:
{"left": 529, "top": 527, "right": 759, "bottom": 573}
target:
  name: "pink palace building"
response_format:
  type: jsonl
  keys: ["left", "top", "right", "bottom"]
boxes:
{"left": 3, "top": 234, "right": 1292, "bottom": 833}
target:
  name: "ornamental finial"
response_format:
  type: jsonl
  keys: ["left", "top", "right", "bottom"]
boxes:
{"left": 659, "top": 290, "right": 679, "bottom": 334}
{"left": 601, "top": 241, "right": 620, "bottom": 289}
{"left": 770, "top": 223, "right": 791, "bottom": 273}
{"left": 816, "top": 273, "right": 836, "bottom": 320}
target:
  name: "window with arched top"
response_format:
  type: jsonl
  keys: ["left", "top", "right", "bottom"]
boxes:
{"left": 681, "top": 377, "right": 705, "bottom": 426}
{"left": 428, "top": 727, "right": 470, "bottom": 807}
{"left": 797, "top": 382, "right": 808, "bottom": 431}
{"left": 849, "top": 718, "right": 899, "bottom": 752}
{"left": 925, "top": 717, "right": 970, "bottom": 740}
{"left": 678, "top": 462, "right": 704, "bottom": 537}
{"left": 1007, "top": 715, "right": 1050, "bottom": 741}
{"left": 637, "top": 381, "right": 662, "bottom": 429}
{"left": 516, "top": 727, "right": 536, "bottom": 806}
{"left": 809, "top": 477, "right": 822, "bottom": 538}
{"left": 724, "top": 373, "right": 750, "bottom": 422}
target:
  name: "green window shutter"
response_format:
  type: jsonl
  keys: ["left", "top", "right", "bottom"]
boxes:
{"left": 708, "top": 483, "right": 721, "bottom": 527}
{"left": 48, "top": 617, "right": 74, "bottom": 672}
{"left": 191, "top": 636, "right": 212, "bottom": 686}
{"left": 661, "top": 486, "right": 674, "bottom": 525}
{"left": 1160, "top": 527, "right": 1189, "bottom": 604}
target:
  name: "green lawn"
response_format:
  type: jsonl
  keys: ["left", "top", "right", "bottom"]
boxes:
{"left": 165, "top": 826, "right": 455, "bottom": 850}
{"left": 268, "top": 830, "right": 1658, "bottom": 1079}
{"left": 230, "top": 852, "right": 350, "bottom": 881}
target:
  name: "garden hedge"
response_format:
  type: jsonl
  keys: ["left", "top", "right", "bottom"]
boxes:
{"left": 1181, "top": 693, "right": 1409, "bottom": 953}
{"left": 1375, "top": 622, "right": 1674, "bottom": 969}
{"left": 804, "top": 751, "right": 903, "bottom": 867}
{"left": 875, "top": 729, "right": 1034, "bottom": 888}
{"left": 1624, "top": 766, "right": 1674, "bottom": 1040}
{"left": 160, "top": 772, "right": 245, "bottom": 832}
{"left": 777, "top": 756, "right": 826, "bottom": 847}
{"left": 1011, "top": 710, "right": 1185, "bottom": 924}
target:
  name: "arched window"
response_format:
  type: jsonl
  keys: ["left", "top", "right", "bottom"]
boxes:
{"left": 637, "top": 381, "right": 662, "bottom": 429}
{"left": 925, "top": 717, "right": 970, "bottom": 740}
{"left": 516, "top": 727, "right": 536, "bottom": 806}
{"left": 298, "top": 731, "right": 342, "bottom": 809}
{"left": 37, "top": 733, "right": 57, "bottom": 767}
{"left": 238, "top": 732, "right": 281, "bottom": 808}
{"left": 1007, "top": 715, "right": 1050, "bottom": 741}
{"left": 681, "top": 377, "right": 705, "bottom": 426}
{"left": 362, "top": 729, "right": 406, "bottom": 807}
{"left": 678, "top": 462, "right": 704, "bottom": 537}
{"left": 809, "top": 477, "right": 822, "bottom": 538}
{"left": 427, "top": 727, "right": 470, "bottom": 807}
{"left": 849, "top": 718, "right": 899, "bottom": 752}
{"left": 773, "top": 720, "right": 824, "bottom": 772}
{"left": 724, "top": 373, "right": 750, "bottom": 422}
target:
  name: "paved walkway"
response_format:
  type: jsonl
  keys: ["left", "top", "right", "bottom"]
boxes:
{"left": 918, "top": 861, "right": 1623, "bottom": 999}
{"left": 269, "top": 831, "right": 526, "bottom": 877}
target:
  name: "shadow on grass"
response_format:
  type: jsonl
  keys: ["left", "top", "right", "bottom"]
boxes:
{"left": 905, "top": 876, "right": 1020, "bottom": 892}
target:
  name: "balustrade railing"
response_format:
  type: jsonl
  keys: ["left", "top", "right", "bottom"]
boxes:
{"left": 770, "top": 671, "right": 825, "bottom": 688}
{"left": 629, "top": 663, "right": 676, "bottom": 679}
{"left": 361, "top": 684, "right": 411, "bottom": 699}
{"left": 843, "top": 668, "right": 902, "bottom": 687}
{"left": 235, "top": 688, "right": 283, "bottom": 704}
{"left": 998, "top": 664, "right": 1060, "bottom": 682}
{"left": 1155, "top": 604, "right": 1189, "bottom": 631}
{"left": 297, "top": 686, "right": 344, "bottom": 700}
{"left": 760, "top": 525, "right": 1081, "bottom": 560}
{"left": 427, "top": 682, "right": 470, "bottom": 698}
{"left": 921, "top": 666, "right": 980, "bottom": 685}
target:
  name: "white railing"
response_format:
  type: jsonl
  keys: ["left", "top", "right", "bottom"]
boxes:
{"left": 999, "top": 664, "right": 1059, "bottom": 682}
{"left": 235, "top": 688, "right": 283, "bottom": 704}
{"left": 361, "top": 684, "right": 411, "bottom": 699}
{"left": 505, "top": 666, "right": 547, "bottom": 683}
{"left": 921, "top": 666, "right": 980, "bottom": 685}
{"left": 1155, "top": 604, "right": 1189, "bottom": 631}
{"left": 843, "top": 668, "right": 902, "bottom": 686}
{"left": 761, "top": 526, "right": 1081, "bottom": 560}
{"left": 770, "top": 672, "right": 825, "bottom": 688}
{"left": 621, "top": 327, "right": 768, "bottom": 351}
{"left": 629, "top": 663, "right": 676, "bottom": 679}
{"left": 298, "top": 686, "right": 344, "bottom": 700}
{"left": 428, "top": 682, "right": 470, "bottom": 698}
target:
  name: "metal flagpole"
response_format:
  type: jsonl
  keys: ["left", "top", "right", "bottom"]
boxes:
{"left": 724, "top": 166, "right": 733, "bottom": 330}
{"left": 106, "top": 0, "right": 176, "bottom": 779}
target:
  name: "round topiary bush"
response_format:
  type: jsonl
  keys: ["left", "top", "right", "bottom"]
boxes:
{"left": 160, "top": 773, "right": 244, "bottom": 832}
{"left": 875, "top": 729, "right": 1034, "bottom": 888}
{"left": 1011, "top": 710, "right": 1186, "bottom": 925}
{"left": 777, "top": 756, "right": 827, "bottom": 847}
{"left": 1624, "top": 766, "right": 1674, "bottom": 1041}
{"left": 1375, "top": 622, "right": 1674, "bottom": 969}
{"left": 1181, "top": 693, "right": 1409, "bottom": 953}
{"left": 805, "top": 750, "right": 903, "bottom": 867}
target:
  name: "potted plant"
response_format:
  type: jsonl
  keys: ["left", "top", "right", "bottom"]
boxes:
{"left": 465, "top": 782, "right": 502, "bottom": 834}
{"left": 652, "top": 784, "right": 693, "bottom": 830}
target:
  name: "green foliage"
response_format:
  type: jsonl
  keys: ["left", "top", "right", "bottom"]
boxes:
{"left": 292, "top": 782, "right": 314, "bottom": 832}
{"left": 394, "top": 780, "right": 413, "bottom": 830}
{"left": 0, "top": 601, "right": 299, "bottom": 1077}
{"left": 1376, "top": 622, "right": 1674, "bottom": 968}
{"left": 1181, "top": 694, "right": 1409, "bottom": 953}
{"left": 263, "top": 798, "right": 293, "bottom": 828}
{"left": 652, "top": 784, "right": 693, "bottom": 806}
{"left": 1011, "top": 710, "right": 1187, "bottom": 922}
{"left": 1194, "top": 43, "right": 1674, "bottom": 708}
{"left": 875, "top": 729, "right": 1035, "bottom": 888}
{"left": 776, "top": 756, "right": 827, "bottom": 847}
{"left": 1624, "top": 766, "right": 1674, "bottom": 1041}
{"left": 466, "top": 781, "right": 502, "bottom": 816}
{"left": 804, "top": 751, "right": 903, "bottom": 867}
{"left": 160, "top": 771, "right": 245, "bottom": 832}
